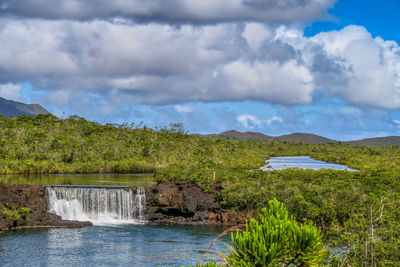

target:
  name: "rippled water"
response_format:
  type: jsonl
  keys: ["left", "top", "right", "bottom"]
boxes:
{"left": 0, "top": 225, "right": 230, "bottom": 266}
{"left": 261, "top": 156, "right": 357, "bottom": 171}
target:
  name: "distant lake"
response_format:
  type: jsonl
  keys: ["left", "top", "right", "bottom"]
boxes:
{"left": 261, "top": 156, "right": 357, "bottom": 171}
{"left": 0, "top": 173, "right": 156, "bottom": 186}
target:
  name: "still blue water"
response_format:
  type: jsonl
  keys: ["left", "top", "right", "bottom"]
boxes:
{"left": 0, "top": 225, "right": 230, "bottom": 266}
{"left": 261, "top": 156, "right": 357, "bottom": 171}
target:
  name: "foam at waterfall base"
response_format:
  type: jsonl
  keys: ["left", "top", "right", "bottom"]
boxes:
{"left": 47, "top": 186, "right": 146, "bottom": 226}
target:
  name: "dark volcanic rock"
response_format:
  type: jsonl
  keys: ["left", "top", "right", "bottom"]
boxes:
{"left": 0, "top": 182, "right": 245, "bottom": 231}
{"left": 0, "top": 183, "right": 91, "bottom": 232}
{"left": 145, "top": 182, "right": 244, "bottom": 225}
{"left": 193, "top": 211, "right": 210, "bottom": 221}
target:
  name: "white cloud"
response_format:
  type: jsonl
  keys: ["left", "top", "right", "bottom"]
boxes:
{"left": 267, "top": 116, "right": 283, "bottom": 125}
{"left": 220, "top": 60, "right": 314, "bottom": 104}
{"left": 174, "top": 104, "right": 195, "bottom": 113}
{"left": 0, "top": 19, "right": 317, "bottom": 105}
{"left": 237, "top": 114, "right": 263, "bottom": 129}
{"left": 309, "top": 26, "right": 400, "bottom": 109}
{"left": 0, "top": 83, "right": 23, "bottom": 101}
{"left": 0, "top": 16, "right": 399, "bottom": 111}
{"left": 242, "top": 23, "right": 272, "bottom": 50}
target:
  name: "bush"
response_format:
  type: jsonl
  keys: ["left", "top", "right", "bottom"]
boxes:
{"left": 223, "top": 199, "right": 325, "bottom": 266}
{"left": 0, "top": 204, "right": 30, "bottom": 221}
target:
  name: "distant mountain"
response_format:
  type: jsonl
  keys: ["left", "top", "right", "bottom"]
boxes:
{"left": 346, "top": 136, "right": 400, "bottom": 146}
{"left": 214, "top": 130, "right": 400, "bottom": 145}
{"left": 274, "top": 133, "right": 336, "bottom": 144}
{"left": 0, "top": 97, "right": 50, "bottom": 117}
{"left": 214, "top": 130, "right": 335, "bottom": 144}
{"left": 218, "top": 130, "right": 274, "bottom": 141}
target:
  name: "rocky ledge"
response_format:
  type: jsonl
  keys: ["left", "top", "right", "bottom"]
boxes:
{"left": 1, "top": 182, "right": 246, "bottom": 232}
{"left": 145, "top": 182, "right": 247, "bottom": 225}
{"left": 0, "top": 183, "right": 92, "bottom": 232}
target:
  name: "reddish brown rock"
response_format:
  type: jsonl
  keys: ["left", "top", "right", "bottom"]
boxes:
{"left": 145, "top": 182, "right": 245, "bottom": 225}
{"left": 0, "top": 183, "right": 91, "bottom": 232}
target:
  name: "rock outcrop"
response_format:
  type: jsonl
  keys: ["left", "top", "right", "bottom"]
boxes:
{"left": 1, "top": 182, "right": 246, "bottom": 232}
{"left": 0, "top": 183, "right": 91, "bottom": 232}
{"left": 145, "top": 182, "right": 246, "bottom": 225}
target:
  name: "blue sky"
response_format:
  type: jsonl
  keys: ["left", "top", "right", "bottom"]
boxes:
{"left": 0, "top": 0, "right": 400, "bottom": 140}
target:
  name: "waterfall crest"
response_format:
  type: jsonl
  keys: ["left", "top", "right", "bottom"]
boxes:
{"left": 47, "top": 186, "right": 146, "bottom": 225}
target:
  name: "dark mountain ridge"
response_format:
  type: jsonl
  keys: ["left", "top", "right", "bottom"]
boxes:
{"left": 212, "top": 130, "right": 400, "bottom": 145}
{"left": 0, "top": 97, "right": 49, "bottom": 117}
{"left": 275, "top": 133, "right": 335, "bottom": 144}
{"left": 218, "top": 130, "right": 274, "bottom": 141}
{"left": 346, "top": 136, "right": 400, "bottom": 146}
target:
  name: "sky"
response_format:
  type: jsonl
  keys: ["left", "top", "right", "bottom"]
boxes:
{"left": 0, "top": 0, "right": 400, "bottom": 141}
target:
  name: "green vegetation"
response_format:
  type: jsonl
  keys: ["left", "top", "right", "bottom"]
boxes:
{"left": 1, "top": 114, "right": 400, "bottom": 264}
{"left": 196, "top": 200, "right": 324, "bottom": 266}
{"left": 225, "top": 199, "right": 325, "bottom": 266}
{"left": 197, "top": 199, "right": 326, "bottom": 267}
{"left": 0, "top": 204, "right": 30, "bottom": 221}
{"left": 0, "top": 114, "right": 266, "bottom": 175}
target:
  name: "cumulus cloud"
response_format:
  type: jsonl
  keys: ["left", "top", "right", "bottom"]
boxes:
{"left": 309, "top": 26, "right": 400, "bottom": 109}
{"left": 237, "top": 114, "right": 263, "bottom": 129}
{"left": 0, "top": 83, "right": 23, "bottom": 101}
{"left": 0, "top": 0, "right": 335, "bottom": 23}
{"left": 266, "top": 25, "right": 400, "bottom": 109}
{"left": 0, "top": 19, "right": 316, "bottom": 105}
{"left": 0, "top": 7, "right": 400, "bottom": 111}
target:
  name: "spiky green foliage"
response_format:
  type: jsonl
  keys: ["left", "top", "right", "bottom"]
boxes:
{"left": 224, "top": 199, "right": 325, "bottom": 266}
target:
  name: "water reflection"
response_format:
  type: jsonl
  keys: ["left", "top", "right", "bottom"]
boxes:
{"left": 0, "top": 173, "right": 155, "bottom": 186}
{"left": 46, "top": 228, "right": 84, "bottom": 265}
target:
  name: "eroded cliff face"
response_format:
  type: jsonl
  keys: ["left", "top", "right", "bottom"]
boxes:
{"left": 0, "top": 183, "right": 91, "bottom": 232}
{"left": 145, "top": 182, "right": 247, "bottom": 225}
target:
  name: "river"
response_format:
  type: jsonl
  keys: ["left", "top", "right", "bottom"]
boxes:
{"left": 0, "top": 225, "right": 229, "bottom": 266}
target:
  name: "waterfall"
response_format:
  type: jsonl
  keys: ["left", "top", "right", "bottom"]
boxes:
{"left": 47, "top": 186, "right": 146, "bottom": 225}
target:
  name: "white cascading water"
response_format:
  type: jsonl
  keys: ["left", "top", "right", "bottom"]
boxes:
{"left": 47, "top": 186, "right": 146, "bottom": 225}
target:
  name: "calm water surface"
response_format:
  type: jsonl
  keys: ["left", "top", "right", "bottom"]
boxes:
{"left": 261, "top": 156, "right": 357, "bottom": 171}
{"left": 0, "top": 173, "right": 156, "bottom": 186}
{"left": 0, "top": 225, "right": 230, "bottom": 266}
